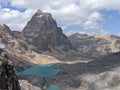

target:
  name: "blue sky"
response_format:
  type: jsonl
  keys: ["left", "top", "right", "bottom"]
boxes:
{"left": 0, "top": 0, "right": 120, "bottom": 35}
{"left": 1, "top": 2, "right": 26, "bottom": 12}
{"left": 63, "top": 9, "right": 120, "bottom": 35}
{"left": 102, "top": 10, "right": 120, "bottom": 34}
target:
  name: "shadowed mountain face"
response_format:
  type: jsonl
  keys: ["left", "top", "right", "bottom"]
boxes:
{"left": 23, "top": 10, "right": 73, "bottom": 52}
{"left": 68, "top": 33, "right": 120, "bottom": 58}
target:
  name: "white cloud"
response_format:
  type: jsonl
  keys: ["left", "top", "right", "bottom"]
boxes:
{"left": 82, "top": 12, "right": 102, "bottom": 30}
{"left": 0, "top": 8, "right": 36, "bottom": 30}
{"left": 79, "top": 0, "right": 120, "bottom": 11}
{"left": 11, "top": 0, "right": 78, "bottom": 9}
{"left": 0, "top": 0, "right": 120, "bottom": 32}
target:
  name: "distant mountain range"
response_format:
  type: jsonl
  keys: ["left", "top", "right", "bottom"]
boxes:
{"left": 0, "top": 10, "right": 120, "bottom": 70}
{"left": 68, "top": 33, "right": 120, "bottom": 58}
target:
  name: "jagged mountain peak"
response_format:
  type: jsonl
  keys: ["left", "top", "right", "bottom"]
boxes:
{"left": 35, "top": 9, "right": 52, "bottom": 17}
{"left": 23, "top": 10, "right": 74, "bottom": 52}
{"left": 30, "top": 10, "right": 55, "bottom": 25}
{"left": 23, "top": 10, "right": 57, "bottom": 37}
{"left": 33, "top": 11, "right": 52, "bottom": 21}
{"left": 0, "top": 24, "right": 14, "bottom": 38}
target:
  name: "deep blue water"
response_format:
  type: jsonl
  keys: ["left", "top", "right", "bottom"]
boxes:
{"left": 17, "top": 63, "right": 59, "bottom": 90}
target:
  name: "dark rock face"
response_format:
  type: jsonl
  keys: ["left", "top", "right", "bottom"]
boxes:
{"left": 0, "top": 49, "right": 20, "bottom": 90}
{"left": 23, "top": 10, "right": 73, "bottom": 52}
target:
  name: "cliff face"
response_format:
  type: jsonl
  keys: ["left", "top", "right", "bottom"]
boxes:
{"left": 0, "top": 49, "right": 20, "bottom": 90}
{"left": 68, "top": 33, "right": 120, "bottom": 58}
{"left": 23, "top": 10, "right": 73, "bottom": 52}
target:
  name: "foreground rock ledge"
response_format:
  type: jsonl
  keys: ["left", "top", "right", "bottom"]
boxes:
{"left": 0, "top": 49, "right": 21, "bottom": 90}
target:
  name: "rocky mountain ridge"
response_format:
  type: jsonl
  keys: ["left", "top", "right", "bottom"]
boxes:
{"left": 68, "top": 33, "right": 120, "bottom": 58}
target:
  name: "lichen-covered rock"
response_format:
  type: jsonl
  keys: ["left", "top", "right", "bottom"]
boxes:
{"left": 0, "top": 49, "right": 20, "bottom": 90}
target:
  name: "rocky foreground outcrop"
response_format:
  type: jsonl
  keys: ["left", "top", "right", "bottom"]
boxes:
{"left": 0, "top": 49, "right": 43, "bottom": 90}
{"left": 0, "top": 49, "right": 20, "bottom": 90}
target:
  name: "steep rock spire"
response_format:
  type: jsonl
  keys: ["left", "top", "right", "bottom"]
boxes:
{"left": 23, "top": 10, "right": 73, "bottom": 52}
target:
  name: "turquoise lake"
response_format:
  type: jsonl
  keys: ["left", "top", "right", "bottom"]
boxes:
{"left": 17, "top": 63, "right": 60, "bottom": 77}
{"left": 17, "top": 63, "right": 59, "bottom": 90}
